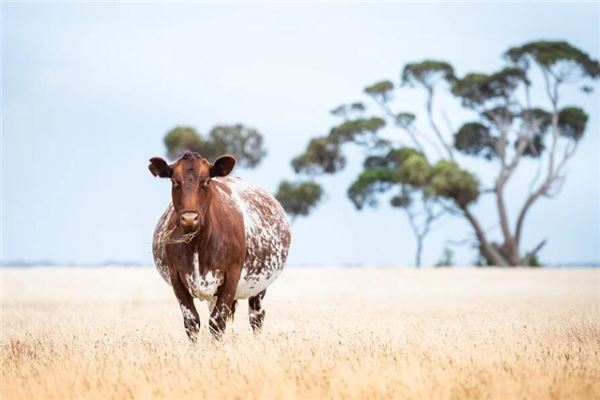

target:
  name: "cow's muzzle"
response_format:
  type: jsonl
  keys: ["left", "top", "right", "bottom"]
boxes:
{"left": 180, "top": 211, "right": 200, "bottom": 233}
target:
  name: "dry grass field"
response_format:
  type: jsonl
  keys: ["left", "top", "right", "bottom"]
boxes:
{"left": 1, "top": 266, "right": 599, "bottom": 399}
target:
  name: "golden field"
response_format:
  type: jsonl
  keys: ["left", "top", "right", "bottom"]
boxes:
{"left": 1, "top": 266, "right": 599, "bottom": 399}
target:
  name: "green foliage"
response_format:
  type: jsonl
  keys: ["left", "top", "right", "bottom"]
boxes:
{"left": 330, "top": 104, "right": 347, "bottom": 117}
{"left": 513, "top": 108, "right": 553, "bottom": 157}
{"left": 329, "top": 117, "right": 386, "bottom": 144}
{"left": 395, "top": 153, "right": 431, "bottom": 186}
{"left": 364, "top": 80, "right": 394, "bottom": 102}
{"left": 454, "top": 103, "right": 587, "bottom": 161}
{"left": 558, "top": 107, "right": 588, "bottom": 140}
{"left": 522, "top": 108, "right": 552, "bottom": 134}
{"left": 401, "top": 60, "right": 455, "bottom": 88}
{"left": 454, "top": 122, "right": 497, "bottom": 160}
{"left": 395, "top": 112, "right": 416, "bottom": 128}
{"left": 363, "top": 147, "right": 422, "bottom": 170}
{"left": 291, "top": 137, "right": 345, "bottom": 175}
{"left": 517, "top": 135, "right": 545, "bottom": 158}
{"left": 451, "top": 67, "right": 528, "bottom": 107}
{"left": 506, "top": 41, "right": 600, "bottom": 78}
{"left": 348, "top": 147, "right": 430, "bottom": 210}
{"left": 482, "top": 106, "right": 513, "bottom": 125}
{"left": 164, "top": 125, "right": 266, "bottom": 167}
{"left": 350, "top": 102, "right": 366, "bottom": 112}
{"left": 427, "top": 160, "right": 480, "bottom": 207}
{"left": 331, "top": 102, "right": 367, "bottom": 118}
{"left": 164, "top": 127, "right": 207, "bottom": 160}
{"left": 390, "top": 192, "right": 412, "bottom": 208}
{"left": 291, "top": 117, "right": 386, "bottom": 176}
{"left": 206, "top": 125, "right": 266, "bottom": 168}
{"left": 275, "top": 180, "right": 324, "bottom": 220}
{"left": 347, "top": 167, "right": 396, "bottom": 210}
{"left": 512, "top": 107, "right": 587, "bottom": 157}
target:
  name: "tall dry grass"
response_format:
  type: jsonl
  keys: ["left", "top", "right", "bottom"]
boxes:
{"left": 1, "top": 267, "right": 599, "bottom": 399}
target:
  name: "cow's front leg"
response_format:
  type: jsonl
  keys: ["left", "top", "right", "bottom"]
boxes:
{"left": 208, "top": 277, "right": 238, "bottom": 339}
{"left": 172, "top": 272, "right": 200, "bottom": 341}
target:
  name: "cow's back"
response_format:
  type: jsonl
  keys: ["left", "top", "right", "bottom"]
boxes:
{"left": 214, "top": 176, "right": 291, "bottom": 299}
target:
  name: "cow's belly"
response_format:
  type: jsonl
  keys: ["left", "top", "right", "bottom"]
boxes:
{"left": 235, "top": 268, "right": 282, "bottom": 299}
{"left": 233, "top": 220, "right": 288, "bottom": 299}
{"left": 222, "top": 177, "right": 291, "bottom": 300}
{"left": 182, "top": 267, "right": 277, "bottom": 301}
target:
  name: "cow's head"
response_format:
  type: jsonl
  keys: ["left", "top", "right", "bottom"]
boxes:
{"left": 149, "top": 152, "right": 236, "bottom": 233}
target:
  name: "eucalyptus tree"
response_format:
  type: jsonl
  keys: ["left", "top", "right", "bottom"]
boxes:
{"left": 278, "top": 40, "right": 598, "bottom": 266}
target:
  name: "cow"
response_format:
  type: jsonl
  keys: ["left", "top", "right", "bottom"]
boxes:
{"left": 148, "top": 151, "right": 291, "bottom": 339}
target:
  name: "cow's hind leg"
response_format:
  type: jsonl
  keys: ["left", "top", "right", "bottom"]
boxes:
{"left": 248, "top": 289, "right": 266, "bottom": 333}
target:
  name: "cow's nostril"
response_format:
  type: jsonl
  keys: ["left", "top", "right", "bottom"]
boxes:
{"left": 180, "top": 212, "right": 199, "bottom": 226}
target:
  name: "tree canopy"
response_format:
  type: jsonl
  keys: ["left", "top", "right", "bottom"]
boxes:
{"left": 164, "top": 124, "right": 266, "bottom": 166}
{"left": 401, "top": 60, "right": 455, "bottom": 89}
{"left": 451, "top": 67, "right": 528, "bottom": 108}
{"left": 505, "top": 41, "right": 600, "bottom": 79}
{"left": 275, "top": 180, "right": 324, "bottom": 221}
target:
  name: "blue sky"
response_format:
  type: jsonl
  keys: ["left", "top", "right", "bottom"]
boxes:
{"left": 2, "top": 2, "right": 599, "bottom": 266}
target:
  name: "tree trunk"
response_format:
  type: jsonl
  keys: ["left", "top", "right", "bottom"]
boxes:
{"left": 494, "top": 182, "right": 521, "bottom": 265}
{"left": 415, "top": 236, "right": 423, "bottom": 268}
{"left": 460, "top": 205, "right": 510, "bottom": 266}
{"left": 496, "top": 242, "right": 521, "bottom": 267}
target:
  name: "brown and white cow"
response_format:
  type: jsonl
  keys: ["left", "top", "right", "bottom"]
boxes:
{"left": 148, "top": 152, "right": 291, "bottom": 339}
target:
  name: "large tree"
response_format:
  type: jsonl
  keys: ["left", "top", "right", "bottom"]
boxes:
{"left": 279, "top": 40, "right": 599, "bottom": 266}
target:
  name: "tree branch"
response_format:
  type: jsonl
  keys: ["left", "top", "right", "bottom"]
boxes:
{"left": 527, "top": 155, "right": 545, "bottom": 194}
{"left": 426, "top": 87, "right": 455, "bottom": 160}
{"left": 376, "top": 99, "right": 428, "bottom": 153}
{"left": 515, "top": 72, "right": 563, "bottom": 246}
{"left": 490, "top": 103, "right": 518, "bottom": 262}
{"left": 403, "top": 197, "right": 444, "bottom": 267}
{"left": 522, "top": 239, "right": 547, "bottom": 265}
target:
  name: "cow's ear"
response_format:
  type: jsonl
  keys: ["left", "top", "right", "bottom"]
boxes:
{"left": 148, "top": 157, "right": 172, "bottom": 178}
{"left": 210, "top": 155, "right": 236, "bottom": 177}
